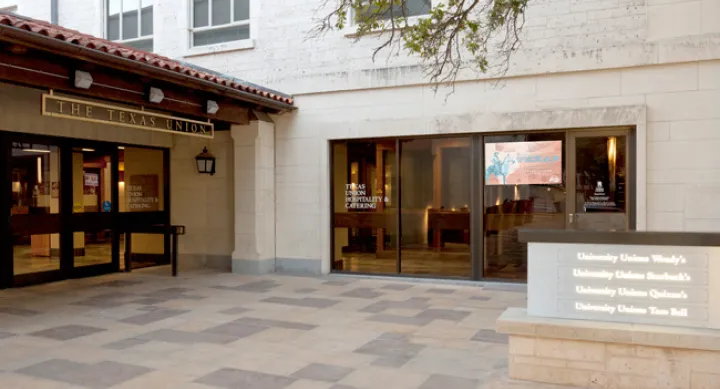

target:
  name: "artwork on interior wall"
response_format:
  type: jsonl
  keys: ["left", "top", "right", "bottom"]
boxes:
{"left": 51, "top": 182, "right": 59, "bottom": 198}
{"left": 127, "top": 174, "right": 159, "bottom": 211}
{"left": 485, "top": 141, "right": 562, "bottom": 185}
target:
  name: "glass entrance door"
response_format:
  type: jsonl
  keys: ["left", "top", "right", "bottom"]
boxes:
{"left": 567, "top": 130, "right": 630, "bottom": 231}
{"left": 70, "top": 146, "right": 119, "bottom": 277}
{"left": 8, "top": 139, "right": 66, "bottom": 285}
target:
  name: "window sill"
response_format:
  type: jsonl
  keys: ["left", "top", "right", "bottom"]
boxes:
{"left": 342, "top": 15, "right": 425, "bottom": 38}
{"left": 184, "top": 39, "right": 255, "bottom": 57}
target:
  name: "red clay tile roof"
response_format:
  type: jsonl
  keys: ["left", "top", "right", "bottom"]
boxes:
{"left": 0, "top": 12, "right": 294, "bottom": 106}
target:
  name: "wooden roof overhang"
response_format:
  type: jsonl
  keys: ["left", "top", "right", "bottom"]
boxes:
{"left": 0, "top": 15, "right": 295, "bottom": 128}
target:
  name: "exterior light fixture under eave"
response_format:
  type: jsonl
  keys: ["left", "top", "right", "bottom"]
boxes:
{"left": 149, "top": 87, "right": 164, "bottom": 103}
{"left": 195, "top": 147, "right": 216, "bottom": 176}
{"left": 206, "top": 100, "right": 219, "bottom": 115}
{"left": 74, "top": 70, "right": 93, "bottom": 89}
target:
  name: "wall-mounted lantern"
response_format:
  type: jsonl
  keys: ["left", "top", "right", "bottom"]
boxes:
{"left": 195, "top": 147, "right": 215, "bottom": 175}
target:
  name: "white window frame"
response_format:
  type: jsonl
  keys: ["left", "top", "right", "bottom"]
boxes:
{"left": 103, "top": 0, "right": 154, "bottom": 50}
{"left": 344, "top": 0, "right": 435, "bottom": 37}
{"left": 0, "top": 5, "right": 18, "bottom": 13}
{"left": 187, "top": 0, "right": 255, "bottom": 55}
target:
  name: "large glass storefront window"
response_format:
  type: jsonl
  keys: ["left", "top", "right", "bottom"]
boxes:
{"left": 331, "top": 137, "right": 472, "bottom": 277}
{"left": 332, "top": 140, "right": 398, "bottom": 273}
{"left": 331, "top": 129, "right": 630, "bottom": 281}
{"left": 400, "top": 138, "right": 471, "bottom": 277}
{"left": 483, "top": 133, "right": 566, "bottom": 280}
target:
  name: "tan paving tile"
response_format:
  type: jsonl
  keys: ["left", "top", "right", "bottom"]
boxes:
{"left": 339, "top": 366, "right": 429, "bottom": 389}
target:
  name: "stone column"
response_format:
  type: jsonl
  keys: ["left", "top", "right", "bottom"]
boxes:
{"left": 230, "top": 116, "right": 276, "bottom": 274}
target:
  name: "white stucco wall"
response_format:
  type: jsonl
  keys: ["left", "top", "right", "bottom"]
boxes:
{"left": 9, "top": 0, "right": 720, "bottom": 273}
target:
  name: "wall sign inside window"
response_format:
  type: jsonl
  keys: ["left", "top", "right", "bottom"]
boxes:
{"left": 191, "top": 0, "right": 250, "bottom": 47}
{"left": 344, "top": 184, "right": 388, "bottom": 209}
{"left": 106, "top": 0, "right": 154, "bottom": 52}
{"left": 484, "top": 141, "right": 562, "bottom": 185}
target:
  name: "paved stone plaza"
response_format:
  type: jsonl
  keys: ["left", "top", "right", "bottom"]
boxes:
{"left": 0, "top": 269, "right": 575, "bottom": 389}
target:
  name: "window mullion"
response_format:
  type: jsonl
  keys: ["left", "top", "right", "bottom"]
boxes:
{"left": 118, "top": 0, "right": 123, "bottom": 41}
{"left": 208, "top": 0, "right": 213, "bottom": 26}
{"left": 137, "top": 1, "right": 142, "bottom": 38}
{"left": 230, "top": 0, "right": 234, "bottom": 22}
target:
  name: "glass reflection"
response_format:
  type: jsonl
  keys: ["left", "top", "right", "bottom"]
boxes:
{"left": 574, "top": 135, "right": 627, "bottom": 231}
{"left": 400, "top": 137, "right": 471, "bottom": 277}
{"left": 332, "top": 141, "right": 397, "bottom": 273}
{"left": 483, "top": 133, "right": 566, "bottom": 280}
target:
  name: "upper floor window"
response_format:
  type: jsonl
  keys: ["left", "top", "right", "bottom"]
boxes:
{"left": 191, "top": 0, "right": 250, "bottom": 47}
{"left": 106, "top": 0, "right": 154, "bottom": 52}
{"left": 356, "top": 0, "right": 431, "bottom": 23}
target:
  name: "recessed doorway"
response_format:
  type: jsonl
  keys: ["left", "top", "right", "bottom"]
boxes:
{"left": 0, "top": 131, "right": 170, "bottom": 288}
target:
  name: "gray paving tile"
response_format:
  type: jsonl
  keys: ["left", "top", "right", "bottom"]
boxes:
{"left": 291, "top": 363, "right": 354, "bottom": 382}
{"left": 367, "top": 314, "right": 433, "bottom": 326}
{"left": 416, "top": 309, "right": 471, "bottom": 322}
{"left": 426, "top": 288, "right": 455, "bottom": 295}
{"left": 119, "top": 308, "right": 189, "bottom": 325}
{"left": 73, "top": 298, "right": 127, "bottom": 309}
{"left": 377, "top": 333, "right": 408, "bottom": 341}
{"left": 330, "top": 386, "right": 359, "bottom": 389}
{"left": 143, "top": 287, "right": 194, "bottom": 298}
{"left": 358, "top": 301, "right": 390, "bottom": 313}
{"left": 102, "top": 338, "right": 150, "bottom": 350}
{"left": 130, "top": 297, "right": 168, "bottom": 305}
{"left": 30, "top": 325, "right": 106, "bottom": 341}
{"left": 138, "top": 329, "right": 237, "bottom": 344}
{"left": 202, "top": 322, "right": 268, "bottom": 339}
{"left": 17, "top": 359, "right": 86, "bottom": 380}
{"left": 195, "top": 368, "right": 296, "bottom": 389}
{"left": 323, "top": 280, "right": 353, "bottom": 286}
{"left": 370, "top": 356, "right": 412, "bottom": 368}
{"left": 98, "top": 279, "right": 143, "bottom": 287}
{"left": 341, "top": 288, "right": 383, "bottom": 299}
{"left": 262, "top": 297, "right": 339, "bottom": 309}
{"left": 359, "top": 297, "right": 430, "bottom": 313}
{"left": 295, "top": 288, "right": 317, "bottom": 293}
{"left": 214, "top": 280, "right": 280, "bottom": 293}
{"left": 233, "top": 317, "right": 317, "bottom": 330}
{"left": 419, "top": 374, "right": 481, "bottom": 389}
{"left": 137, "top": 305, "right": 163, "bottom": 312}
{"left": 0, "top": 331, "right": 15, "bottom": 340}
{"left": 469, "top": 296, "right": 491, "bottom": 301}
{"left": 355, "top": 335, "right": 426, "bottom": 359}
{"left": 87, "top": 292, "right": 133, "bottom": 300}
{"left": 471, "top": 329, "right": 508, "bottom": 344}
{"left": 219, "top": 307, "right": 250, "bottom": 315}
{"left": 56, "top": 361, "right": 152, "bottom": 389}
{"left": 0, "top": 307, "right": 39, "bottom": 317}
{"left": 380, "top": 283, "right": 413, "bottom": 291}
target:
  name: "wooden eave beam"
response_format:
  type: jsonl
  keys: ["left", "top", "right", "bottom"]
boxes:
{"left": 0, "top": 47, "right": 250, "bottom": 125}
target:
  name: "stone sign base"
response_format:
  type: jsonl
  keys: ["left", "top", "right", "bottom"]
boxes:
{"left": 497, "top": 308, "right": 720, "bottom": 389}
